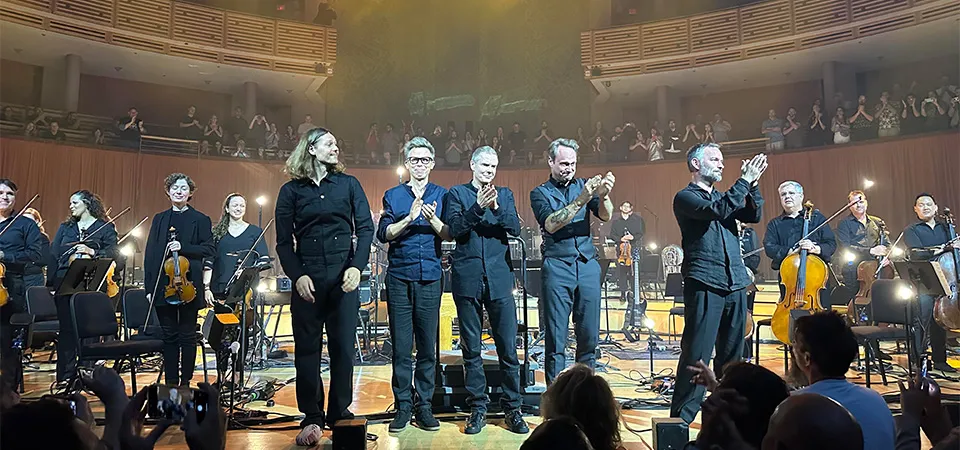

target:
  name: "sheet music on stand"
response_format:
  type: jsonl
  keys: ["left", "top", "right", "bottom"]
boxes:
{"left": 894, "top": 261, "right": 950, "bottom": 297}
{"left": 55, "top": 258, "right": 115, "bottom": 297}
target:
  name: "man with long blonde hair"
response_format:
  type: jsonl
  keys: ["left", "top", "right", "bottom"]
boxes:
{"left": 275, "top": 127, "right": 375, "bottom": 446}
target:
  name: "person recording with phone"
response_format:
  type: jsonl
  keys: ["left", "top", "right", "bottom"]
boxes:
{"left": 143, "top": 173, "right": 215, "bottom": 388}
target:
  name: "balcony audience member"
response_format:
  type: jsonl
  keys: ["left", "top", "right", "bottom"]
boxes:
{"left": 365, "top": 122, "right": 380, "bottom": 164}
{"left": 429, "top": 124, "right": 445, "bottom": 156}
{"left": 831, "top": 107, "right": 851, "bottom": 144}
{"left": 464, "top": 130, "right": 476, "bottom": 153}
{"left": 848, "top": 95, "right": 874, "bottom": 141}
{"left": 214, "top": 140, "right": 224, "bottom": 155}
{"left": 283, "top": 125, "right": 298, "bottom": 149}
{"left": 950, "top": 96, "right": 959, "bottom": 128}
{"left": 204, "top": 115, "right": 223, "bottom": 147}
{"left": 116, "top": 107, "right": 145, "bottom": 148}
{"left": 663, "top": 119, "right": 682, "bottom": 155}
{"left": 25, "top": 106, "right": 48, "bottom": 126}
{"left": 921, "top": 90, "right": 948, "bottom": 131}
{"left": 179, "top": 106, "right": 203, "bottom": 140}
{"left": 935, "top": 75, "right": 958, "bottom": 107}
{"left": 792, "top": 311, "right": 895, "bottom": 450}
{"left": 491, "top": 135, "right": 504, "bottom": 154}
{"left": 647, "top": 128, "right": 664, "bottom": 162}
{"left": 781, "top": 107, "right": 803, "bottom": 149}
{"left": 233, "top": 139, "right": 250, "bottom": 158}
{"left": 313, "top": 0, "right": 337, "bottom": 25}
{"left": 590, "top": 135, "right": 605, "bottom": 155}
{"left": 761, "top": 109, "right": 785, "bottom": 151}
{"left": 701, "top": 123, "right": 715, "bottom": 144}
{"left": 42, "top": 120, "right": 66, "bottom": 142}
{"left": 590, "top": 120, "right": 606, "bottom": 142}
{"left": 507, "top": 122, "right": 527, "bottom": 165}
{"left": 495, "top": 125, "right": 506, "bottom": 146}
{"left": 444, "top": 129, "right": 462, "bottom": 166}
{"left": 266, "top": 123, "right": 280, "bottom": 151}
{"left": 682, "top": 122, "right": 701, "bottom": 145}
{"left": 534, "top": 121, "right": 553, "bottom": 157}
{"left": 1, "top": 107, "right": 15, "bottom": 122}
{"left": 227, "top": 107, "right": 247, "bottom": 145}
{"left": 247, "top": 114, "right": 269, "bottom": 150}
{"left": 609, "top": 125, "right": 629, "bottom": 163}
{"left": 200, "top": 140, "right": 210, "bottom": 155}
{"left": 629, "top": 130, "right": 647, "bottom": 160}
{"left": 297, "top": 114, "right": 318, "bottom": 139}
{"left": 63, "top": 112, "right": 80, "bottom": 130}
{"left": 808, "top": 101, "right": 830, "bottom": 147}
{"left": 875, "top": 91, "right": 900, "bottom": 138}
{"left": 381, "top": 123, "right": 399, "bottom": 166}
{"left": 540, "top": 364, "right": 622, "bottom": 450}
{"left": 711, "top": 114, "right": 731, "bottom": 143}
{"left": 576, "top": 126, "right": 588, "bottom": 148}
{"left": 476, "top": 128, "right": 489, "bottom": 146}
{"left": 900, "top": 94, "right": 922, "bottom": 135}
{"left": 90, "top": 128, "right": 105, "bottom": 146}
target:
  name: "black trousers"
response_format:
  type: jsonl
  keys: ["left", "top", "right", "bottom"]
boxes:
{"left": 616, "top": 264, "right": 633, "bottom": 298}
{"left": 385, "top": 274, "right": 440, "bottom": 412}
{"left": 670, "top": 278, "right": 746, "bottom": 424}
{"left": 913, "top": 294, "right": 948, "bottom": 365}
{"left": 155, "top": 305, "right": 199, "bottom": 386}
{"left": 541, "top": 257, "right": 601, "bottom": 385}
{"left": 0, "top": 274, "right": 25, "bottom": 391}
{"left": 291, "top": 261, "right": 359, "bottom": 427}
{"left": 743, "top": 291, "right": 758, "bottom": 359}
{"left": 453, "top": 278, "right": 522, "bottom": 413}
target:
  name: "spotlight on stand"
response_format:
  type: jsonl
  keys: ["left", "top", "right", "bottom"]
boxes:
{"left": 120, "top": 244, "right": 135, "bottom": 257}
{"left": 863, "top": 179, "right": 875, "bottom": 189}
{"left": 396, "top": 166, "right": 405, "bottom": 185}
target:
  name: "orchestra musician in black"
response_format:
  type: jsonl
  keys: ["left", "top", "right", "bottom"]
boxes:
{"left": 835, "top": 190, "right": 889, "bottom": 306}
{"left": 0, "top": 179, "right": 45, "bottom": 391}
{"left": 47, "top": 190, "right": 119, "bottom": 382}
{"left": 202, "top": 193, "right": 271, "bottom": 303}
{"left": 21, "top": 208, "right": 48, "bottom": 289}
{"left": 608, "top": 200, "right": 645, "bottom": 300}
{"left": 738, "top": 220, "right": 761, "bottom": 360}
{"left": 143, "top": 173, "right": 215, "bottom": 387}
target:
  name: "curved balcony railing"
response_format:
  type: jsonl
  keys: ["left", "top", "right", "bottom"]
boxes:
{"left": 0, "top": 0, "right": 336, "bottom": 76}
{"left": 581, "top": 0, "right": 960, "bottom": 78}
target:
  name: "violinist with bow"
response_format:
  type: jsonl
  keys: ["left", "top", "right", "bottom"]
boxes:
{"left": 47, "top": 190, "right": 119, "bottom": 382}
{"left": 143, "top": 173, "right": 215, "bottom": 387}
{"left": 608, "top": 200, "right": 644, "bottom": 300}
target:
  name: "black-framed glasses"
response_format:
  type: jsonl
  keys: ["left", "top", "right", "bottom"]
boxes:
{"left": 407, "top": 157, "right": 435, "bottom": 165}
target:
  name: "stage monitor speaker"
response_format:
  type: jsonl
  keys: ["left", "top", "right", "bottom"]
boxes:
{"left": 203, "top": 311, "right": 241, "bottom": 351}
{"left": 277, "top": 276, "right": 292, "bottom": 292}
{"left": 652, "top": 417, "right": 688, "bottom": 450}
{"left": 332, "top": 418, "right": 367, "bottom": 450}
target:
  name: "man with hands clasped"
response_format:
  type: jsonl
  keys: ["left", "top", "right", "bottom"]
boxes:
{"left": 377, "top": 136, "right": 451, "bottom": 433}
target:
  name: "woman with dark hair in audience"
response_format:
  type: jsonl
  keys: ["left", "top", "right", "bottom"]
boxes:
{"left": 283, "top": 124, "right": 298, "bottom": 149}
{"left": 540, "top": 364, "right": 623, "bottom": 450}
{"left": 22, "top": 122, "right": 37, "bottom": 137}
{"left": 204, "top": 115, "right": 223, "bottom": 148}
{"left": 832, "top": 107, "right": 851, "bottom": 144}
{"left": 521, "top": 416, "right": 596, "bottom": 450}
{"left": 64, "top": 112, "right": 80, "bottom": 130}
{"left": 21, "top": 207, "right": 48, "bottom": 289}
{"left": 808, "top": 101, "right": 829, "bottom": 147}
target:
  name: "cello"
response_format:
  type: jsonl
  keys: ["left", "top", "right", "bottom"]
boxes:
{"left": 846, "top": 222, "right": 896, "bottom": 325}
{"left": 771, "top": 201, "right": 829, "bottom": 344}
{"left": 933, "top": 208, "right": 960, "bottom": 330}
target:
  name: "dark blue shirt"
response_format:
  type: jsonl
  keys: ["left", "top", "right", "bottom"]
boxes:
{"left": 0, "top": 214, "right": 45, "bottom": 275}
{"left": 673, "top": 178, "right": 763, "bottom": 291}
{"left": 763, "top": 209, "right": 837, "bottom": 271}
{"left": 530, "top": 177, "right": 601, "bottom": 261}
{"left": 275, "top": 173, "right": 374, "bottom": 282}
{"left": 48, "top": 219, "right": 120, "bottom": 288}
{"left": 442, "top": 183, "right": 521, "bottom": 299}
{"left": 376, "top": 182, "right": 447, "bottom": 282}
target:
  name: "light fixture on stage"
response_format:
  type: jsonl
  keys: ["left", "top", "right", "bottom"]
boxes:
{"left": 130, "top": 227, "right": 143, "bottom": 238}
{"left": 120, "top": 244, "right": 135, "bottom": 257}
{"left": 255, "top": 195, "right": 268, "bottom": 228}
{"left": 863, "top": 179, "right": 875, "bottom": 189}
{"left": 648, "top": 242, "right": 658, "bottom": 252}
{"left": 891, "top": 247, "right": 905, "bottom": 258}
{"left": 897, "top": 284, "right": 916, "bottom": 301}
{"left": 396, "top": 166, "right": 405, "bottom": 185}
{"left": 844, "top": 251, "right": 857, "bottom": 263}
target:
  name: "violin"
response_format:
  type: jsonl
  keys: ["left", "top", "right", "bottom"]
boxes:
{"left": 771, "top": 201, "right": 829, "bottom": 344}
{"left": 163, "top": 227, "right": 196, "bottom": 305}
{"left": 933, "top": 208, "right": 960, "bottom": 330}
{"left": 618, "top": 241, "right": 632, "bottom": 266}
{"left": 0, "top": 194, "right": 40, "bottom": 307}
{"left": 67, "top": 227, "right": 121, "bottom": 298}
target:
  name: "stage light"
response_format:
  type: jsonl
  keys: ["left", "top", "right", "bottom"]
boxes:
{"left": 131, "top": 227, "right": 142, "bottom": 238}
{"left": 642, "top": 317, "right": 655, "bottom": 329}
{"left": 396, "top": 167, "right": 405, "bottom": 176}
{"left": 256, "top": 195, "right": 268, "bottom": 206}
{"left": 891, "top": 247, "right": 904, "bottom": 257}
{"left": 648, "top": 243, "right": 658, "bottom": 251}
{"left": 120, "top": 244, "right": 135, "bottom": 257}
{"left": 257, "top": 284, "right": 268, "bottom": 293}
{"left": 863, "top": 179, "right": 875, "bottom": 189}
{"left": 844, "top": 251, "right": 857, "bottom": 263}
{"left": 897, "top": 285, "right": 915, "bottom": 301}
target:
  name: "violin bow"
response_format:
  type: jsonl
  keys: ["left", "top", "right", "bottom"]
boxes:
{"left": 793, "top": 195, "right": 861, "bottom": 250}
{"left": 0, "top": 194, "right": 39, "bottom": 239}
{"left": 226, "top": 219, "right": 275, "bottom": 289}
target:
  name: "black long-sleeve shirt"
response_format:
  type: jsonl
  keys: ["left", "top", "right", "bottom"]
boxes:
{"left": 442, "top": 183, "right": 521, "bottom": 299}
{"left": 836, "top": 214, "right": 888, "bottom": 264}
{"left": 48, "top": 219, "right": 120, "bottom": 288}
{"left": 275, "top": 173, "right": 374, "bottom": 282}
{"left": 143, "top": 207, "right": 215, "bottom": 310}
{"left": 673, "top": 178, "right": 763, "bottom": 291}
{"left": 740, "top": 227, "right": 761, "bottom": 273}
{"left": 763, "top": 209, "right": 837, "bottom": 271}
{"left": 608, "top": 213, "right": 645, "bottom": 244}
{"left": 0, "top": 214, "right": 45, "bottom": 275}
{"left": 204, "top": 225, "right": 271, "bottom": 294}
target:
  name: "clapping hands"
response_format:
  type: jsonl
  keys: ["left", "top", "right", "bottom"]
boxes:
{"left": 476, "top": 185, "right": 499, "bottom": 209}
{"left": 740, "top": 153, "right": 768, "bottom": 184}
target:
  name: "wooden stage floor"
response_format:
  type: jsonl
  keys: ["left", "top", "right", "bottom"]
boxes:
{"left": 18, "top": 284, "right": 960, "bottom": 449}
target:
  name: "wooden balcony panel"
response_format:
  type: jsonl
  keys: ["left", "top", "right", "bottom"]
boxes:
{"left": 111, "top": 32, "right": 167, "bottom": 53}
{"left": 797, "top": 28, "right": 854, "bottom": 47}
{"left": 0, "top": 3, "right": 46, "bottom": 27}
{"left": 794, "top": 0, "right": 850, "bottom": 32}
{"left": 643, "top": 58, "right": 694, "bottom": 73}
{"left": 324, "top": 27, "right": 337, "bottom": 62}
{"left": 172, "top": 2, "right": 224, "bottom": 47}
{"left": 49, "top": 18, "right": 108, "bottom": 41}
{"left": 5, "top": 0, "right": 52, "bottom": 11}
{"left": 740, "top": 0, "right": 793, "bottom": 43}
{"left": 850, "top": 0, "right": 911, "bottom": 20}
{"left": 744, "top": 40, "right": 798, "bottom": 57}
{"left": 580, "top": 31, "right": 593, "bottom": 65}
{"left": 222, "top": 53, "right": 272, "bottom": 69}
{"left": 225, "top": 12, "right": 275, "bottom": 55}
{"left": 919, "top": 1, "right": 960, "bottom": 22}
{"left": 857, "top": 13, "right": 916, "bottom": 35}
{"left": 690, "top": 9, "right": 740, "bottom": 51}
{"left": 273, "top": 60, "right": 318, "bottom": 75}
{"left": 641, "top": 18, "right": 690, "bottom": 58}
{"left": 54, "top": 0, "right": 113, "bottom": 26}
{"left": 693, "top": 49, "right": 744, "bottom": 66}
{"left": 276, "top": 21, "right": 327, "bottom": 59}
{"left": 115, "top": 0, "right": 171, "bottom": 38}
{"left": 169, "top": 44, "right": 219, "bottom": 63}
{"left": 593, "top": 27, "right": 641, "bottom": 64}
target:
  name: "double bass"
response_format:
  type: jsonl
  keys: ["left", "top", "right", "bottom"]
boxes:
{"left": 933, "top": 208, "right": 960, "bottom": 330}
{"left": 771, "top": 201, "right": 829, "bottom": 344}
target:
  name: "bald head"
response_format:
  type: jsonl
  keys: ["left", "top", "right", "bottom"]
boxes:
{"left": 762, "top": 394, "right": 863, "bottom": 450}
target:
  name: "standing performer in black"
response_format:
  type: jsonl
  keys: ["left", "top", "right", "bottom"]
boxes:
{"left": 275, "top": 127, "right": 374, "bottom": 447}
{"left": 443, "top": 146, "right": 529, "bottom": 435}
{"left": 609, "top": 200, "right": 645, "bottom": 301}
{"left": 669, "top": 144, "right": 766, "bottom": 424}
{"left": 0, "top": 179, "right": 45, "bottom": 391}
{"left": 143, "top": 173, "right": 215, "bottom": 387}
{"left": 47, "top": 190, "right": 119, "bottom": 382}
{"left": 738, "top": 220, "right": 762, "bottom": 361}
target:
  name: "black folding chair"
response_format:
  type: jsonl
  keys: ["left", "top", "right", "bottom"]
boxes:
{"left": 120, "top": 289, "right": 161, "bottom": 341}
{"left": 850, "top": 279, "right": 913, "bottom": 388}
{"left": 71, "top": 291, "right": 163, "bottom": 396}
{"left": 24, "top": 286, "right": 59, "bottom": 357}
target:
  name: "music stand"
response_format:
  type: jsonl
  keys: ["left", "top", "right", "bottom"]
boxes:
{"left": 893, "top": 261, "right": 949, "bottom": 376}
{"left": 55, "top": 258, "right": 114, "bottom": 297}
{"left": 222, "top": 266, "right": 261, "bottom": 393}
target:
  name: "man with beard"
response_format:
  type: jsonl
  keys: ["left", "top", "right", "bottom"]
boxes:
{"left": 669, "top": 143, "right": 767, "bottom": 424}
{"left": 442, "top": 146, "right": 528, "bottom": 435}
{"left": 377, "top": 136, "right": 450, "bottom": 432}
{"left": 530, "top": 138, "right": 615, "bottom": 385}
{"left": 835, "top": 190, "right": 889, "bottom": 310}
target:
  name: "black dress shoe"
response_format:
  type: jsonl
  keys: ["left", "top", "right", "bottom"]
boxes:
{"left": 464, "top": 409, "right": 486, "bottom": 435}
{"left": 414, "top": 406, "right": 440, "bottom": 431}
{"left": 934, "top": 362, "right": 957, "bottom": 373}
{"left": 504, "top": 409, "right": 529, "bottom": 434}
{"left": 389, "top": 410, "right": 411, "bottom": 433}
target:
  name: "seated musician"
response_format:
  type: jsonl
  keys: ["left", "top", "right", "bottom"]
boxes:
{"left": 764, "top": 181, "right": 837, "bottom": 307}
{"left": 835, "top": 190, "right": 889, "bottom": 300}
{"left": 903, "top": 193, "right": 957, "bottom": 373}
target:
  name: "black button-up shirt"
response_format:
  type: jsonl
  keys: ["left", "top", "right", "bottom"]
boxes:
{"left": 48, "top": 219, "right": 120, "bottom": 288}
{"left": 275, "top": 173, "right": 374, "bottom": 282}
{"left": 903, "top": 220, "right": 951, "bottom": 261}
{"left": 837, "top": 214, "right": 888, "bottom": 259}
{"left": 673, "top": 178, "right": 763, "bottom": 291}
{"left": 763, "top": 209, "right": 837, "bottom": 270}
{"left": 0, "top": 214, "right": 45, "bottom": 275}
{"left": 608, "top": 213, "right": 645, "bottom": 244}
{"left": 530, "top": 177, "right": 601, "bottom": 261}
{"left": 443, "top": 183, "right": 521, "bottom": 299}
{"left": 376, "top": 182, "right": 447, "bottom": 282}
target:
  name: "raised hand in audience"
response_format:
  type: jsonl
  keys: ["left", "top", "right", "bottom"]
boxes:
{"left": 119, "top": 388, "right": 173, "bottom": 450}
{"left": 183, "top": 382, "right": 226, "bottom": 450}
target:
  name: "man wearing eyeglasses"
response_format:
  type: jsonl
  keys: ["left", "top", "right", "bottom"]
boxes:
{"left": 377, "top": 136, "right": 451, "bottom": 432}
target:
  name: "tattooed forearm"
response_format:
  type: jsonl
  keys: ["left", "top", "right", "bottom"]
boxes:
{"left": 544, "top": 200, "right": 585, "bottom": 234}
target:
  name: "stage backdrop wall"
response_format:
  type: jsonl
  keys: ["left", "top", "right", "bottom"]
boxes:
{"left": 2, "top": 132, "right": 957, "bottom": 278}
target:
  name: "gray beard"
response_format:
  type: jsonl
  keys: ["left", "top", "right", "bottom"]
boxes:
{"left": 703, "top": 171, "right": 722, "bottom": 184}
